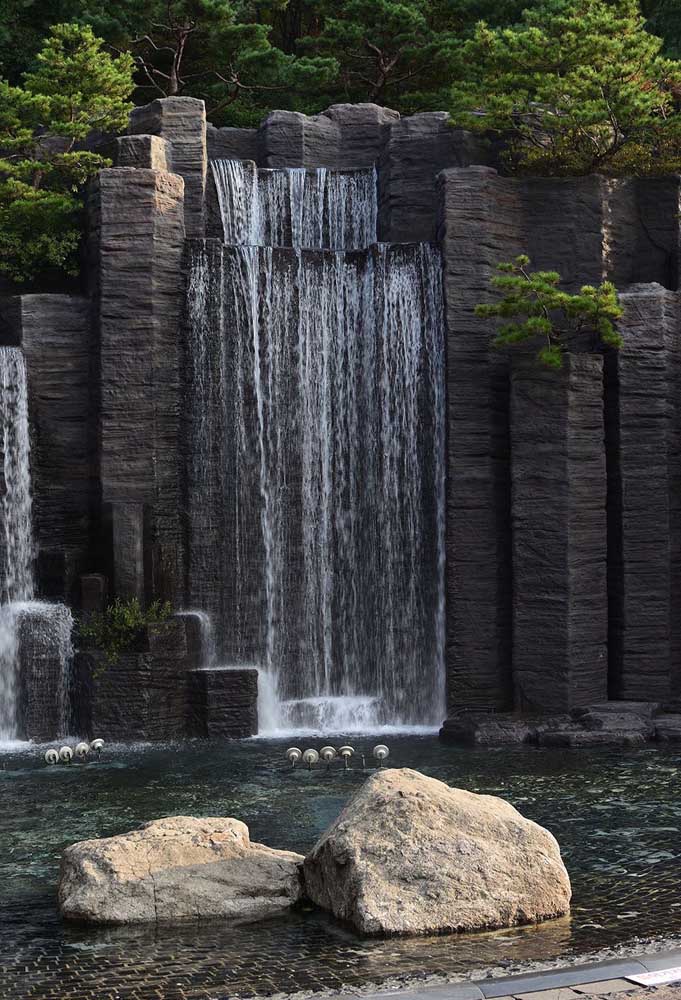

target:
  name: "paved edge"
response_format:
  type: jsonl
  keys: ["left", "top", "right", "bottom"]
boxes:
{"left": 330, "top": 948, "right": 681, "bottom": 1000}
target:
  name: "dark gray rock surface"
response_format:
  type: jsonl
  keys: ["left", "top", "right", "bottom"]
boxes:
{"left": 511, "top": 354, "right": 607, "bottom": 713}
{"left": 439, "top": 167, "right": 526, "bottom": 713}
{"left": 129, "top": 97, "right": 206, "bottom": 237}
{"left": 1, "top": 294, "right": 95, "bottom": 601}
{"left": 188, "top": 667, "right": 258, "bottom": 739}
{"left": 606, "top": 284, "right": 677, "bottom": 702}
{"left": 76, "top": 616, "right": 199, "bottom": 740}
{"left": 113, "top": 134, "right": 171, "bottom": 171}
{"left": 88, "top": 167, "right": 185, "bottom": 604}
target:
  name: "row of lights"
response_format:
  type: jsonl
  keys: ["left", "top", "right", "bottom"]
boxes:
{"left": 44, "top": 739, "right": 105, "bottom": 765}
{"left": 285, "top": 744, "right": 390, "bottom": 770}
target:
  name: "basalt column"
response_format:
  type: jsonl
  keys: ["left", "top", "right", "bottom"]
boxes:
{"left": 88, "top": 167, "right": 185, "bottom": 603}
{"left": 438, "top": 167, "right": 525, "bottom": 712}
{"left": 511, "top": 354, "right": 608, "bottom": 713}
{"left": 606, "top": 285, "right": 680, "bottom": 701}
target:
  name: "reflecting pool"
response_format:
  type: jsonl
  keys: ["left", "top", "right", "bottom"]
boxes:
{"left": 1, "top": 736, "right": 681, "bottom": 999}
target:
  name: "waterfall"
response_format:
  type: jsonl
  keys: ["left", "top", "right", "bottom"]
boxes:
{"left": 0, "top": 348, "right": 34, "bottom": 604}
{"left": 186, "top": 160, "right": 445, "bottom": 731}
{"left": 211, "top": 160, "right": 377, "bottom": 250}
{"left": 0, "top": 349, "right": 73, "bottom": 743}
{"left": 0, "top": 348, "right": 34, "bottom": 740}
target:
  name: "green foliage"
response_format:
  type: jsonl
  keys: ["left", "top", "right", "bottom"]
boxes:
{"left": 0, "top": 0, "right": 533, "bottom": 124}
{"left": 450, "top": 0, "right": 681, "bottom": 176}
{"left": 475, "top": 255, "right": 623, "bottom": 369}
{"left": 643, "top": 1, "right": 681, "bottom": 58}
{"left": 79, "top": 598, "right": 173, "bottom": 667}
{"left": 0, "top": 23, "right": 134, "bottom": 283}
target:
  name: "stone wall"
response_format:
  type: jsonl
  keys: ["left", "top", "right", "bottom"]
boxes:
{"left": 2, "top": 96, "right": 681, "bottom": 737}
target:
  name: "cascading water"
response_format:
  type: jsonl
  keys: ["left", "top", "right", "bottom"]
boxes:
{"left": 0, "top": 348, "right": 73, "bottom": 742}
{"left": 0, "top": 348, "right": 34, "bottom": 740}
{"left": 211, "top": 160, "right": 377, "bottom": 250}
{"left": 185, "top": 160, "right": 445, "bottom": 732}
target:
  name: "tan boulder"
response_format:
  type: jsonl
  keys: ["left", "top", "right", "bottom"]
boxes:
{"left": 59, "top": 816, "right": 303, "bottom": 925}
{"left": 303, "top": 767, "right": 571, "bottom": 936}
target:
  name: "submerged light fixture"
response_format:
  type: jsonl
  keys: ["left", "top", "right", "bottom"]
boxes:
{"left": 372, "top": 744, "right": 389, "bottom": 765}
{"left": 286, "top": 747, "right": 302, "bottom": 767}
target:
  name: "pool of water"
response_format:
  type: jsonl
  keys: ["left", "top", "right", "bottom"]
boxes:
{"left": 1, "top": 736, "right": 681, "bottom": 1000}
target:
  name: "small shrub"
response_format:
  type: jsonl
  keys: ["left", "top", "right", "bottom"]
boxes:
{"left": 79, "top": 598, "right": 172, "bottom": 668}
{"left": 475, "top": 255, "right": 623, "bottom": 369}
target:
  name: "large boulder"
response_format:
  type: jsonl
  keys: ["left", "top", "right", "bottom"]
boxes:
{"left": 59, "top": 816, "right": 303, "bottom": 925}
{"left": 303, "top": 768, "right": 571, "bottom": 937}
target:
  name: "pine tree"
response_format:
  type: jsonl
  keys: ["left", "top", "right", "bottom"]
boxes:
{"left": 476, "top": 256, "right": 623, "bottom": 369}
{"left": 450, "top": 0, "right": 681, "bottom": 175}
{"left": 0, "top": 24, "right": 134, "bottom": 283}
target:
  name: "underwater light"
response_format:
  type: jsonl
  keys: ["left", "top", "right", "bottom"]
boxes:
{"left": 44, "top": 748, "right": 59, "bottom": 765}
{"left": 285, "top": 747, "right": 302, "bottom": 766}
{"left": 319, "top": 745, "right": 336, "bottom": 763}
{"left": 75, "top": 742, "right": 90, "bottom": 759}
{"left": 302, "top": 748, "right": 319, "bottom": 769}
{"left": 59, "top": 746, "right": 73, "bottom": 763}
{"left": 372, "top": 744, "right": 389, "bottom": 765}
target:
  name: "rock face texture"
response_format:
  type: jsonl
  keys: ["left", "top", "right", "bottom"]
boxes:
{"left": 59, "top": 816, "right": 303, "bottom": 925}
{"left": 75, "top": 616, "right": 200, "bottom": 741}
{"left": 88, "top": 167, "right": 185, "bottom": 605}
{"left": 511, "top": 354, "right": 608, "bottom": 713}
{"left": 188, "top": 667, "right": 258, "bottom": 738}
{"left": 606, "top": 285, "right": 679, "bottom": 702}
{"left": 303, "top": 768, "right": 571, "bottom": 937}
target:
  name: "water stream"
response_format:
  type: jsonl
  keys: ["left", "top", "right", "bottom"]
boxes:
{"left": 0, "top": 347, "right": 73, "bottom": 742}
{"left": 185, "top": 161, "right": 445, "bottom": 731}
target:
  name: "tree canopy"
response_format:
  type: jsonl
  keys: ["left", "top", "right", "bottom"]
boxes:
{"left": 449, "top": 0, "right": 681, "bottom": 175}
{"left": 0, "top": 23, "right": 134, "bottom": 282}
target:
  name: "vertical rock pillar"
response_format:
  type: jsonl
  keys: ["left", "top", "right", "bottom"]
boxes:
{"left": 438, "top": 167, "right": 526, "bottom": 713}
{"left": 129, "top": 96, "right": 207, "bottom": 237}
{"left": 88, "top": 167, "right": 185, "bottom": 603}
{"left": 606, "top": 285, "right": 678, "bottom": 701}
{"left": 511, "top": 354, "right": 608, "bottom": 713}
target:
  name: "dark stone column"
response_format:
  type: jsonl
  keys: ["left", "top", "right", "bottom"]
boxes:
{"left": 113, "top": 134, "right": 171, "bottom": 171}
{"left": 207, "top": 123, "right": 258, "bottom": 161}
{"left": 1, "top": 294, "right": 96, "bottom": 601}
{"left": 511, "top": 354, "right": 608, "bottom": 713}
{"left": 634, "top": 178, "right": 681, "bottom": 290}
{"left": 256, "top": 104, "right": 398, "bottom": 169}
{"left": 188, "top": 667, "right": 258, "bottom": 738}
{"left": 112, "top": 502, "right": 144, "bottom": 602}
{"left": 88, "top": 167, "right": 185, "bottom": 603}
{"left": 378, "top": 113, "right": 496, "bottom": 243}
{"left": 521, "top": 176, "right": 606, "bottom": 287}
{"left": 129, "top": 97, "right": 207, "bottom": 237}
{"left": 606, "top": 285, "right": 675, "bottom": 702}
{"left": 439, "top": 167, "right": 526, "bottom": 712}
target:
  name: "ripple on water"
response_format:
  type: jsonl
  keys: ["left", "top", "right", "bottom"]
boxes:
{"left": 1, "top": 737, "right": 681, "bottom": 999}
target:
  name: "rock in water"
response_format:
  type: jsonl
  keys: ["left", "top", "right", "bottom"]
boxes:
{"left": 303, "top": 768, "right": 571, "bottom": 936}
{"left": 59, "top": 816, "right": 303, "bottom": 925}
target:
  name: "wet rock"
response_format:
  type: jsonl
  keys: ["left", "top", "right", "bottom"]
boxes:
{"left": 571, "top": 706, "right": 655, "bottom": 738}
{"left": 439, "top": 713, "right": 533, "bottom": 746}
{"left": 303, "top": 768, "right": 571, "bottom": 937}
{"left": 538, "top": 730, "right": 645, "bottom": 748}
{"left": 59, "top": 816, "right": 303, "bottom": 925}
{"left": 654, "top": 714, "right": 681, "bottom": 741}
